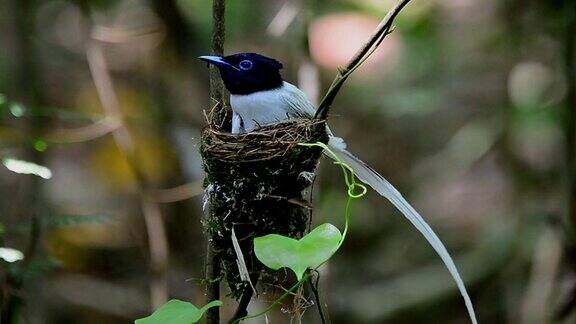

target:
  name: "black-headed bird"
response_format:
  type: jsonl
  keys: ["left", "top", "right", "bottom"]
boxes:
{"left": 200, "top": 52, "right": 477, "bottom": 324}
{"left": 199, "top": 53, "right": 314, "bottom": 133}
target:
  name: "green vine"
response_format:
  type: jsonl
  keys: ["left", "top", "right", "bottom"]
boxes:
{"left": 136, "top": 142, "right": 368, "bottom": 324}
{"left": 301, "top": 142, "right": 367, "bottom": 249}
{"left": 233, "top": 142, "right": 367, "bottom": 323}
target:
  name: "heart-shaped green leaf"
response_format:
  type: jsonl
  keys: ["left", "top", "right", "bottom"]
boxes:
{"left": 135, "top": 299, "right": 222, "bottom": 324}
{"left": 254, "top": 223, "right": 342, "bottom": 280}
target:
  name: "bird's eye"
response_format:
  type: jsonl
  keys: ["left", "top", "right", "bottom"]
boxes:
{"left": 239, "top": 60, "right": 253, "bottom": 70}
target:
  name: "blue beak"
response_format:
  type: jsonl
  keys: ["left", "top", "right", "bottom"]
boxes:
{"left": 198, "top": 55, "right": 239, "bottom": 70}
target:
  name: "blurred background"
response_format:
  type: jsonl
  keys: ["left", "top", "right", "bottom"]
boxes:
{"left": 0, "top": 0, "right": 575, "bottom": 323}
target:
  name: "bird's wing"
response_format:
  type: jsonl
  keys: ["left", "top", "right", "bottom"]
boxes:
{"left": 279, "top": 82, "right": 317, "bottom": 118}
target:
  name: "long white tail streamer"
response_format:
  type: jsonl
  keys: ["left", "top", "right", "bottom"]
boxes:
{"left": 327, "top": 137, "right": 478, "bottom": 324}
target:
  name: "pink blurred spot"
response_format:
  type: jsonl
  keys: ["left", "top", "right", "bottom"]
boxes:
{"left": 309, "top": 13, "right": 401, "bottom": 71}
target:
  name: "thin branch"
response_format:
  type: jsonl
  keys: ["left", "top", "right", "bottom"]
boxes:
{"left": 228, "top": 276, "right": 259, "bottom": 323}
{"left": 314, "top": 0, "right": 413, "bottom": 120}
{"left": 86, "top": 34, "right": 170, "bottom": 311}
{"left": 49, "top": 118, "right": 122, "bottom": 143}
{"left": 267, "top": 1, "right": 301, "bottom": 38}
{"left": 91, "top": 25, "right": 162, "bottom": 44}
{"left": 205, "top": 248, "right": 221, "bottom": 324}
{"left": 558, "top": 1, "right": 576, "bottom": 319}
{"left": 564, "top": 0, "right": 576, "bottom": 236}
{"left": 141, "top": 199, "right": 170, "bottom": 308}
{"left": 264, "top": 194, "right": 313, "bottom": 209}
{"left": 1, "top": 0, "right": 46, "bottom": 321}
{"left": 308, "top": 274, "right": 327, "bottom": 324}
{"left": 206, "top": 3, "right": 226, "bottom": 323}
{"left": 520, "top": 225, "right": 563, "bottom": 323}
{"left": 149, "top": 181, "right": 204, "bottom": 203}
{"left": 86, "top": 41, "right": 135, "bottom": 153}
{"left": 207, "top": 0, "right": 228, "bottom": 128}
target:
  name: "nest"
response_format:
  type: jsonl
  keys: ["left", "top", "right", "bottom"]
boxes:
{"left": 201, "top": 119, "right": 328, "bottom": 298}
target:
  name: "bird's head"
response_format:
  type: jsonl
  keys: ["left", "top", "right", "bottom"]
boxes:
{"left": 199, "top": 53, "right": 284, "bottom": 95}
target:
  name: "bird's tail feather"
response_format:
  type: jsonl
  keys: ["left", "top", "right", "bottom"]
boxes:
{"left": 328, "top": 137, "right": 478, "bottom": 324}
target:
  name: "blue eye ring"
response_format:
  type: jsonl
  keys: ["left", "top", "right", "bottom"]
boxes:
{"left": 239, "top": 60, "right": 253, "bottom": 70}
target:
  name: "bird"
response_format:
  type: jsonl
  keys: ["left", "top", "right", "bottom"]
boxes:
{"left": 199, "top": 52, "right": 477, "bottom": 324}
{"left": 199, "top": 53, "right": 314, "bottom": 134}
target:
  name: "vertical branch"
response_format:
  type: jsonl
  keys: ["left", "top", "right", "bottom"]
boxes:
{"left": 550, "top": 1, "right": 576, "bottom": 320}
{"left": 297, "top": 0, "right": 319, "bottom": 106}
{"left": 314, "top": 0, "right": 412, "bottom": 120}
{"left": 565, "top": 0, "right": 576, "bottom": 235}
{"left": 558, "top": 2, "right": 576, "bottom": 318}
{"left": 85, "top": 33, "right": 170, "bottom": 311}
{"left": 297, "top": 6, "right": 327, "bottom": 322}
{"left": 1, "top": 0, "right": 46, "bottom": 321}
{"left": 208, "top": 0, "right": 229, "bottom": 128}
{"left": 308, "top": 274, "right": 327, "bottom": 324}
{"left": 229, "top": 275, "right": 259, "bottom": 323}
{"left": 206, "top": 1, "right": 226, "bottom": 323}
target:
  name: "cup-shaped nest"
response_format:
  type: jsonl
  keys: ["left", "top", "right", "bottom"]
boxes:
{"left": 201, "top": 119, "right": 328, "bottom": 298}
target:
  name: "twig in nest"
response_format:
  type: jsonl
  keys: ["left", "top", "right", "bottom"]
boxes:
{"left": 315, "top": 0, "right": 413, "bottom": 120}
{"left": 202, "top": 119, "right": 327, "bottom": 162}
{"left": 265, "top": 194, "right": 314, "bottom": 210}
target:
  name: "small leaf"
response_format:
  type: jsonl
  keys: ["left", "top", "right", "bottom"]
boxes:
{"left": 9, "top": 103, "right": 25, "bottom": 117}
{"left": 2, "top": 157, "right": 52, "bottom": 179}
{"left": 0, "top": 247, "right": 24, "bottom": 263}
{"left": 254, "top": 223, "right": 342, "bottom": 280}
{"left": 33, "top": 140, "right": 48, "bottom": 152}
{"left": 135, "top": 299, "right": 222, "bottom": 324}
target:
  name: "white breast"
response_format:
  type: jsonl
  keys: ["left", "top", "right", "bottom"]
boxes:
{"left": 230, "top": 81, "right": 317, "bottom": 133}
